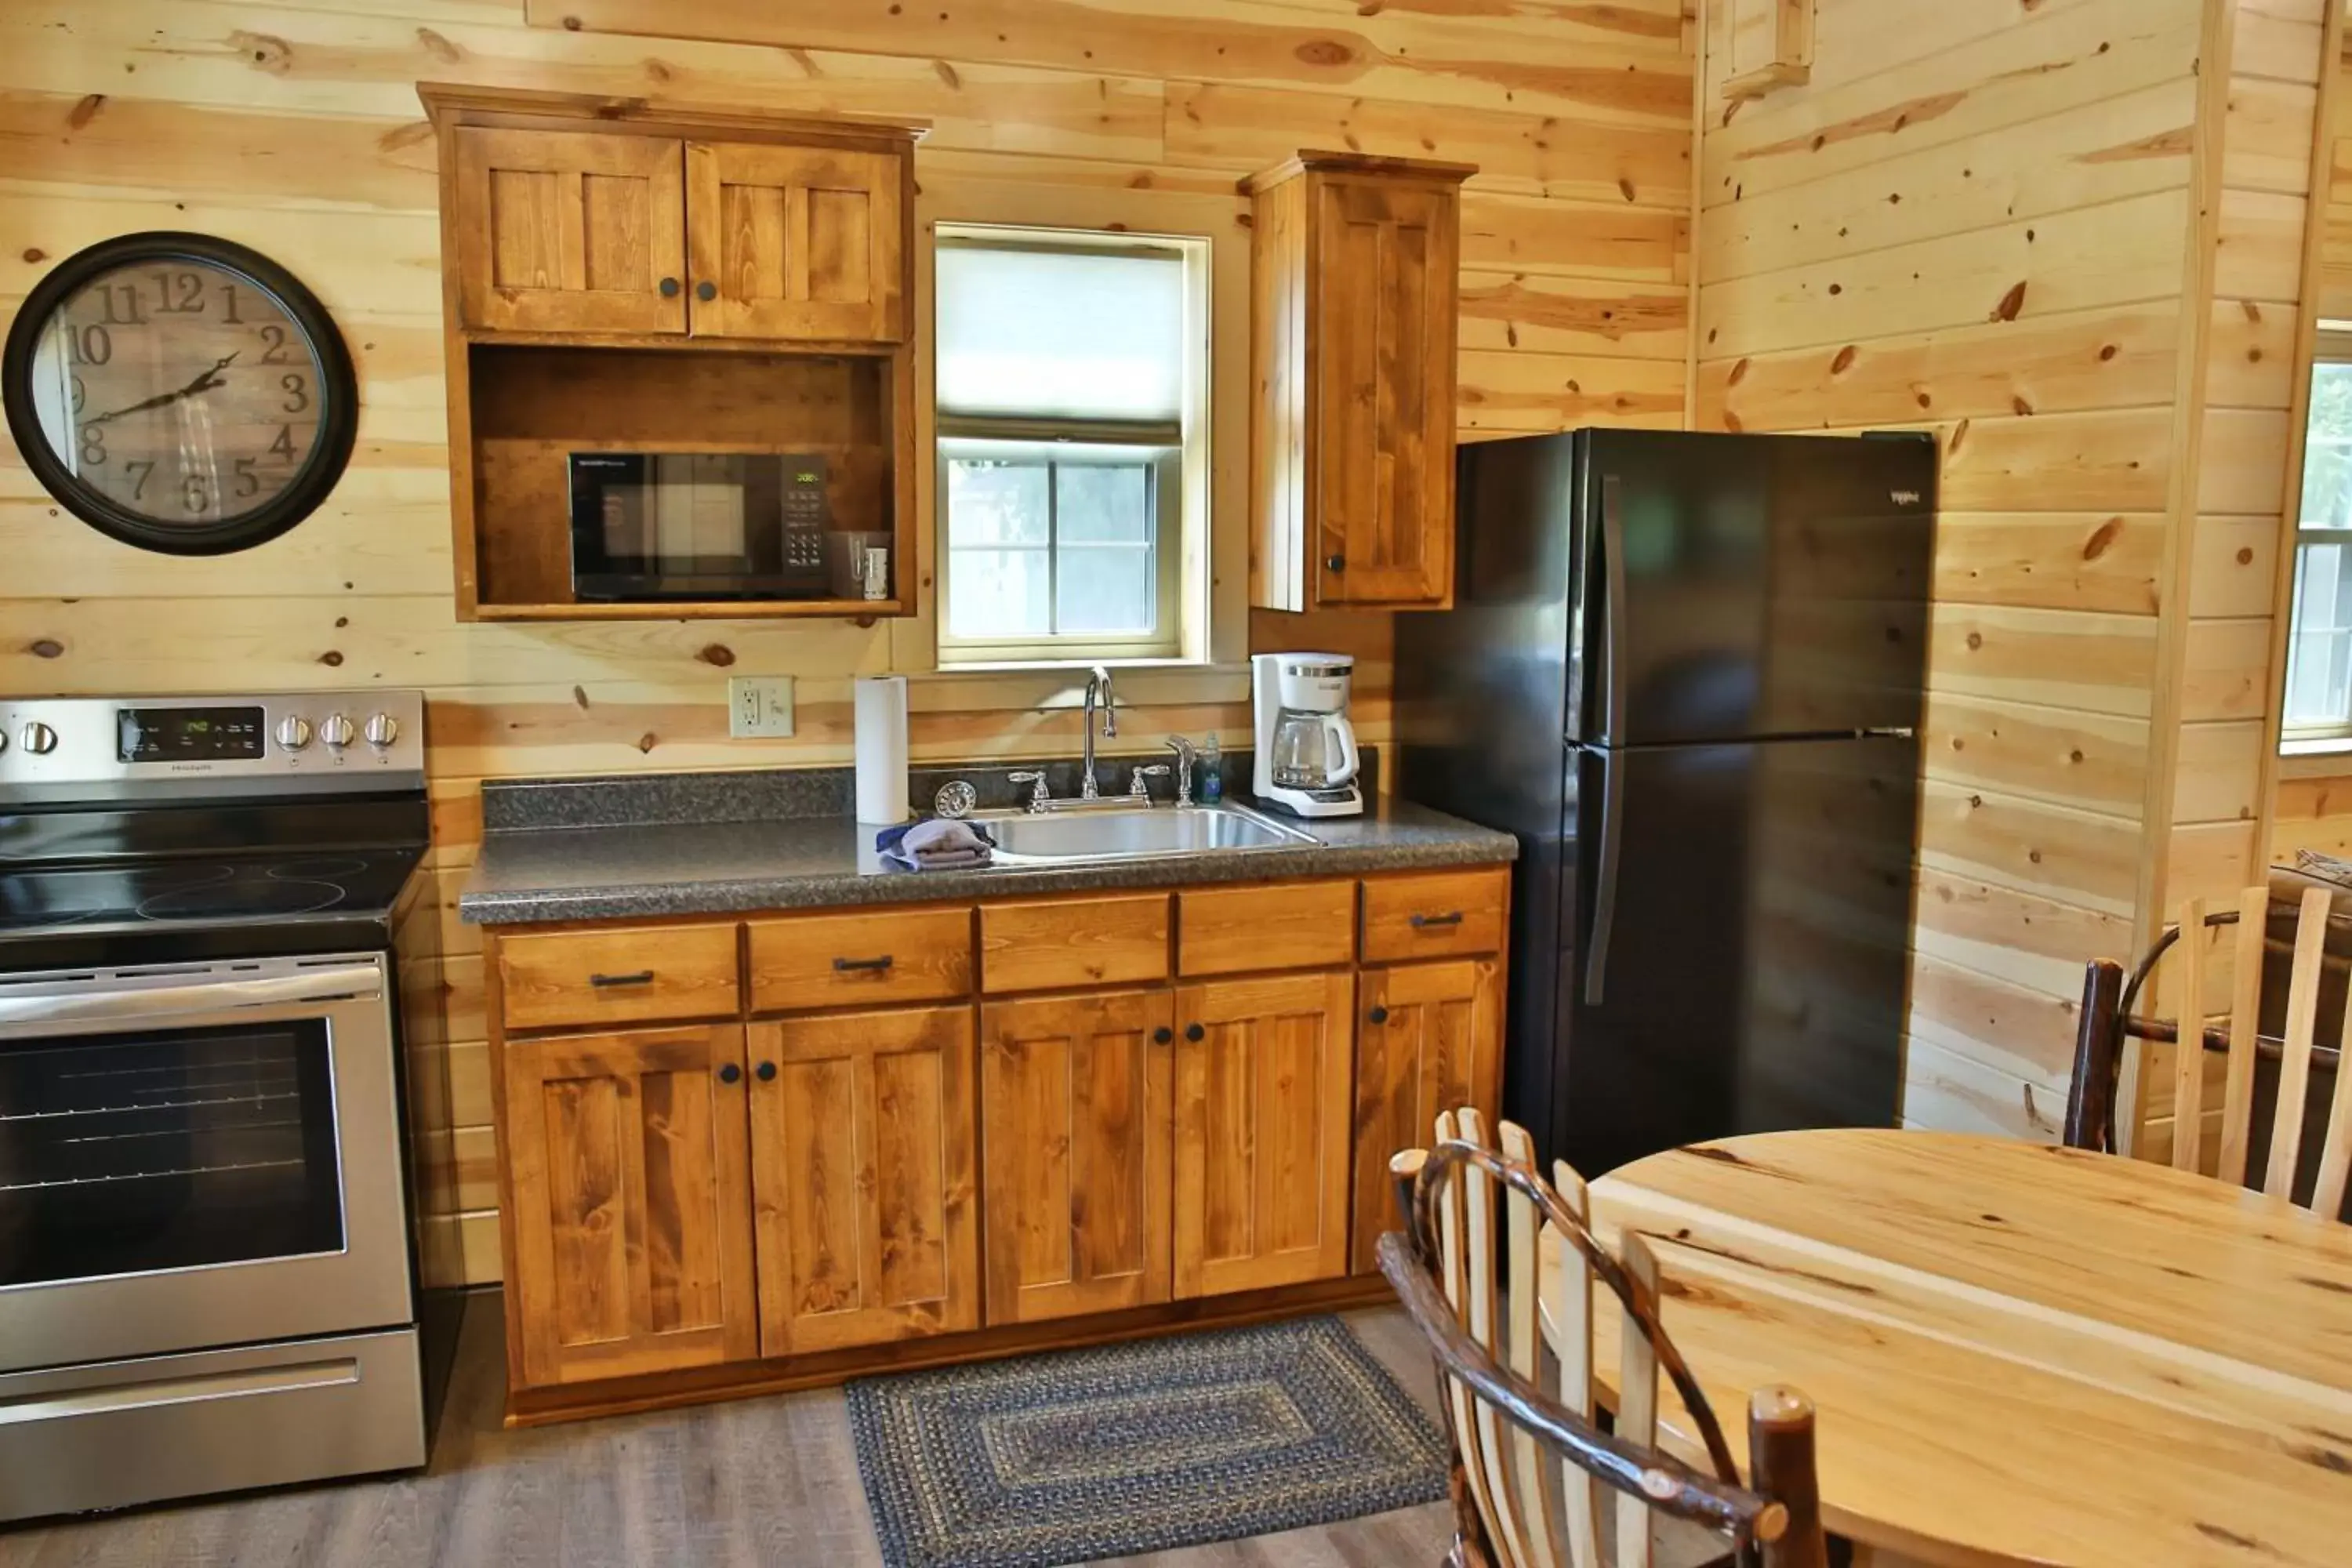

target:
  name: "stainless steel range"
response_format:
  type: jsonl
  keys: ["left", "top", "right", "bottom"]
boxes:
{"left": 0, "top": 690, "right": 431, "bottom": 1522}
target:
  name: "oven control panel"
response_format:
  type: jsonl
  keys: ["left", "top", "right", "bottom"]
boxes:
{"left": 0, "top": 691, "right": 426, "bottom": 793}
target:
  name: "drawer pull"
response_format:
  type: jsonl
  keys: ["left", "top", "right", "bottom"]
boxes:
{"left": 1408, "top": 912, "right": 1465, "bottom": 930}
{"left": 1185, "top": 1022, "right": 1206, "bottom": 1043}
{"left": 590, "top": 970, "right": 656, "bottom": 988}
{"left": 1152, "top": 1026, "right": 1174, "bottom": 1045}
{"left": 1368, "top": 1005, "right": 1390, "bottom": 1025}
{"left": 756, "top": 1061, "right": 777, "bottom": 1083}
{"left": 717, "top": 1062, "right": 742, "bottom": 1084}
{"left": 832, "top": 954, "right": 895, "bottom": 974}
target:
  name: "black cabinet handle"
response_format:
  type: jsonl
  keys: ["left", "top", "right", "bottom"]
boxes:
{"left": 1325, "top": 554, "right": 1346, "bottom": 572}
{"left": 1368, "top": 1005, "right": 1390, "bottom": 1025}
{"left": 756, "top": 1061, "right": 777, "bottom": 1082}
{"left": 695, "top": 280, "right": 717, "bottom": 301}
{"left": 833, "top": 955, "right": 895, "bottom": 973}
{"left": 1185, "top": 1022, "right": 1206, "bottom": 1042}
{"left": 659, "top": 276, "right": 680, "bottom": 297}
{"left": 1409, "top": 911, "right": 1465, "bottom": 929}
{"left": 717, "top": 1062, "right": 742, "bottom": 1084}
{"left": 590, "top": 970, "right": 655, "bottom": 988}
{"left": 1152, "top": 1026, "right": 1173, "bottom": 1045}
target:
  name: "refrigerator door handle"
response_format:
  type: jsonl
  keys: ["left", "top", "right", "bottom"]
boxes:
{"left": 1599, "top": 474, "right": 1630, "bottom": 745}
{"left": 1584, "top": 746, "right": 1624, "bottom": 1007}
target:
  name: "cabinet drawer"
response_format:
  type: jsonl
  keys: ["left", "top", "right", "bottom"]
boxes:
{"left": 981, "top": 895, "right": 1170, "bottom": 994}
{"left": 1360, "top": 869, "right": 1508, "bottom": 963}
{"left": 746, "top": 906, "right": 973, "bottom": 1012}
{"left": 1178, "top": 880, "right": 1356, "bottom": 976}
{"left": 496, "top": 923, "right": 740, "bottom": 1031}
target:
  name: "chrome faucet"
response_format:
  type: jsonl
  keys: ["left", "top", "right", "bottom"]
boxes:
{"left": 1080, "top": 665, "right": 1117, "bottom": 801}
{"left": 1163, "top": 735, "right": 1197, "bottom": 807}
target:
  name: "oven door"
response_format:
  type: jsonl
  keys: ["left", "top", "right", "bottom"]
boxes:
{"left": 0, "top": 953, "right": 412, "bottom": 1371}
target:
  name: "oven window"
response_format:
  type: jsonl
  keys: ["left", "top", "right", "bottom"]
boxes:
{"left": 0, "top": 1020, "right": 344, "bottom": 1287}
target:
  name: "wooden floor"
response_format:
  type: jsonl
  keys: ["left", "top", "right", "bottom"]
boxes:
{"left": 0, "top": 1298, "right": 1724, "bottom": 1567}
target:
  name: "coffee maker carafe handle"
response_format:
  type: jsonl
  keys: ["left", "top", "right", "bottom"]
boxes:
{"left": 1323, "top": 713, "right": 1359, "bottom": 786}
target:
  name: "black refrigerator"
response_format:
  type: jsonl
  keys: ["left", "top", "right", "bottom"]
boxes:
{"left": 1397, "top": 428, "right": 1936, "bottom": 1177}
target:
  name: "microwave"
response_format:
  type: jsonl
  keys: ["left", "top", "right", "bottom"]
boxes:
{"left": 568, "top": 452, "right": 833, "bottom": 601}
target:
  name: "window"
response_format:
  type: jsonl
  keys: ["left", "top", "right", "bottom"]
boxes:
{"left": 934, "top": 227, "right": 1207, "bottom": 664}
{"left": 2285, "top": 334, "right": 2352, "bottom": 744}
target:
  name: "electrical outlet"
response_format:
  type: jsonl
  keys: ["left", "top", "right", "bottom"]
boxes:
{"left": 728, "top": 677, "right": 795, "bottom": 739}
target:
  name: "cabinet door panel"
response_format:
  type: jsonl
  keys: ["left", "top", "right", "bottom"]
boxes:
{"left": 452, "top": 128, "right": 686, "bottom": 335}
{"left": 687, "top": 142, "right": 906, "bottom": 342}
{"left": 1313, "top": 177, "right": 1457, "bottom": 607}
{"left": 1351, "top": 960, "right": 1502, "bottom": 1272}
{"left": 1174, "top": 971, "right": 1356, "bottom": 1298}
{"left": 979, "top": 989, "right": 1173, "bottom": 1323}
{"left": 748, "top": 1007, "right": 978, "bottom": 1356}
{"left": 502, "top": 1024, "right": 756, "bottom": 1386}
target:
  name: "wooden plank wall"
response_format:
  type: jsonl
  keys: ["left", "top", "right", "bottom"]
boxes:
{"left": 1693, "top": 0, "right": 2210, "bottom": 1141}
{"left": 0, "top": 0, "right": 1694, "bottom": 1286}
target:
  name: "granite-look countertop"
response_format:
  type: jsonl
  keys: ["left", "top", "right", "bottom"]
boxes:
{"left": 459, "top": 764, "right": 1515, "bottom": 926}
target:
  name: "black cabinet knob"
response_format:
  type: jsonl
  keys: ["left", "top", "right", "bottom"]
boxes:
{"left": 1185, "top": 1022, "right": 1206, "bottom": 1042}
{"left": 1152, "top": 1026, "right": 1173, "bottom": 1045}
{"left": 1325, "top": 554, "right": 1346, "bottom": 572}
{"left": 1368, "top": 1005, "right": 1390, "bottom": 1025}
{"left": 659, "top": 276, "right": 681, "bottom": 297}
{"left": 756, "top": 1061, "right": 777, "bottom": 1082}
{"left": 717, "top": 1062, "right": 742, "bottom": 1084}
{"left": 695, "top": 280, "right": 717, "bottom": 301}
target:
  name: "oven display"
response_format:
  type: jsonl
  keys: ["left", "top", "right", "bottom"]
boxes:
{"left": 118, "top": 706, "right": 267, "bottom": 763}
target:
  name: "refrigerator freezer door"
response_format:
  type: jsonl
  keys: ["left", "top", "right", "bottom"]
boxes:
{"left": 1542, "top": 734, "right": 1915, "bottom": 1178}
{"left": 1575, "top": 430, "right": 1933, "bottom": 746}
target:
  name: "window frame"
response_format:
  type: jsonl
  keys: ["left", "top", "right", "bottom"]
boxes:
{"left": 931, "top": 223, "right": 1210, "bottom": 667}
{"left": 2282, "top": 326, "right": 2352, "bottom": 747}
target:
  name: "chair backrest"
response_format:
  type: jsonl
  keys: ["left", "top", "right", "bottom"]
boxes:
{"left": 1377, "top": 1108, "right": 1827, "bottom": 1568}
{"left": 2067, "top": 884, "right": 2352, "bottom": 1220}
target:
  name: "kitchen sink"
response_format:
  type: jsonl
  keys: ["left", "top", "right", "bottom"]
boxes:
{"left": 978, "top": 803, "right": 1318, "bottom": 863}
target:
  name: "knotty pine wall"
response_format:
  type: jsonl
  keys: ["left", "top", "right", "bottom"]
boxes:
{"left": 0, "top": 0, "right": 1694, "bottom": 1285}
{"left": 1695, "top": 0, "right": 2325, "bottom": 1145}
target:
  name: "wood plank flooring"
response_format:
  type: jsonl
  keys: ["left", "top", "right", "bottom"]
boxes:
{"left": 0, "top": 1300, "right": 1721, "bottom": 1566}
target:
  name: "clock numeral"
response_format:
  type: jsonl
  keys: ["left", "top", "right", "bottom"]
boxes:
{"left": 267, "top": 423, "right": 297, "bottom": 463}
{"left": 256, "top": 323, "right": 292, "bottom": 365}
{"left": 64, "top": 324, "right": 112, "bottom": 366}
{"left": 78, "top": 423, "right": 106, "bottom": 466}
{"left": 151, "top": 270, "right": 205, "bottom": 314}
{"left": 218, "top": 283, "right": 245, "bottom": 325}
{"left": 280, "top": 372, "right": 309, "bottom": 414}
{"left": 97, "top": 284, "right": 147, "bottom": 327}
{"left": 125, "top": 459, "right": 154, "bottom": 503}
{"left": 232, "top": 456, "right": 261, "bottom": 499}
{"left": 68, "top": 376, "right": 85, "bottom": 414}
{"left": 182, "top": 473, "right": 211, "bottom": 515}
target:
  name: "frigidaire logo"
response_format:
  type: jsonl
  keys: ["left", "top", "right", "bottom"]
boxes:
{"left": 1890, "top": 489, "right": 1922, "bottom": 506}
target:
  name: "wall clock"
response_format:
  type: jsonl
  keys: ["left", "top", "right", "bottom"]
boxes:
{"left": 2, "top": 232, "right": 359, "bottom": 556}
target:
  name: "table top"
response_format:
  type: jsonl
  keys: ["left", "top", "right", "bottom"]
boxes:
{"left": 1548, "top": 1128, "right": 2352, "bottom": 1568}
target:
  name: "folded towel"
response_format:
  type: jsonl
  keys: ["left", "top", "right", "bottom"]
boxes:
{"left": 877, "top": 816, "right": 996, "bottom": 871}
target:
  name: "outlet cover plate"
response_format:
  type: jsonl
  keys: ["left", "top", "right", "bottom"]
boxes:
{"left": 729, "top": 677, "right": 795, "bottom": 739}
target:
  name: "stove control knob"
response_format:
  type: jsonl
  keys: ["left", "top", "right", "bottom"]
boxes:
{"left": 275, "top": 715, "right": 312, "bottom": 753}
{"left": 362, "top": 712, "right": 401, "bottom": 750}
{"left": 318, "top": 713, "right": 355, "bottom": 750}
{"left": 20, "top": 722, "right": 56, "bottom": 756}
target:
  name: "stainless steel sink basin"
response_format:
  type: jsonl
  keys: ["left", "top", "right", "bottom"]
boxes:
{"left": 978, "top": 804, "right": 1317, "bottom": 863}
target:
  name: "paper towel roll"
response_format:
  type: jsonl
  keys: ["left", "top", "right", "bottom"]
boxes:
{"left": 855, "top": 675, "right": 911, "bottom": 825}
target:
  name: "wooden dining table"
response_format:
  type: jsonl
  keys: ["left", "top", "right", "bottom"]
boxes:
{"left": 1541, "top": 1127, "right": 2352, "bottom": 1568}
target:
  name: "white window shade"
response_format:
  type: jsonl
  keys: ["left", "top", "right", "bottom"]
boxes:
{"left": 935, "top": 244, "right": 1185, "bottom": 423}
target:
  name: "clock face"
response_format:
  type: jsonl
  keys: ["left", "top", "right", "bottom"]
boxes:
{"left": 3, "top": 235, "right": 357, "bottom": 555}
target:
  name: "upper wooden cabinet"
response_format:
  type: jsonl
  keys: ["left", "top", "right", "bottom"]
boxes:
{"left": 687, "top": 142, "right": 907, "bottom": 343}
{"left": 1245, "top": 151, "right": 1475, "bottom": 612}
{"left": 451, "top": 127, "right": 688, "bottom": 336}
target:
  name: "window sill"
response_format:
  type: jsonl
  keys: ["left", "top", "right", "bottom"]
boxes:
{"left": 906, "top": 660, "right": 1250, "bottom": 715}
{"left": 2279, "top": 740, "right": 2352, "bottom": 778}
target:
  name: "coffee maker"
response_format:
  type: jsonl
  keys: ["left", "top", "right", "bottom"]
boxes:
{"left": 1251, "top": 652, "right": 1363, "bottom": 818}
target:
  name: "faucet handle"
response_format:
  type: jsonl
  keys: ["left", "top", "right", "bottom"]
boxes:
{"left": 1006, "top": 771, "right": 1051, "bottom": 812}
{"left": 1127, "top": 763, "right": 1171, "bottom": 802}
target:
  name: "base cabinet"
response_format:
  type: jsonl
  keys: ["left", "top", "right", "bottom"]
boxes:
{"left": 1172, "top": 972, "right": 1356, "bottom": 1298}
{"left": 746, "top": 1006, "right": 979, "bottom": 1356}
{"left": 1349, "top": 958, "right": 1504, "bottom": 1273}
{"left": 499, "top": 1022, "right": 760, "bottom": 1386}
{"left": 978, "top": 988, "right": 1175, "bottom": 1324}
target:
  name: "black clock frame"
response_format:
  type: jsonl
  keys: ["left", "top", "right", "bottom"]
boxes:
{"left": 1, "top": 231, "right": 360, "bottom": 557}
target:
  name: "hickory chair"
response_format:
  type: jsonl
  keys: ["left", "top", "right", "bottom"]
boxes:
{"left": 2068, "top": 884, "right": 2352, "bottom": 1219}
{"left": 1377, "top": 1109, "right": 1828, "bottom": 1568}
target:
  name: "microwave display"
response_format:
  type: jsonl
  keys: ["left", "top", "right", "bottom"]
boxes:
{"left": 568, "top": 452, "right": 833, "bottom": 602}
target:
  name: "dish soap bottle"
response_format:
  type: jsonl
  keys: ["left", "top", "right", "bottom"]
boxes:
{"left": 1201, "top": 734, "right": 1223, "bottom": 803}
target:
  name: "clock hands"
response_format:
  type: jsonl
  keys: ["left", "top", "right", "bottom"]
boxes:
{"left": 83, "top": 352, "right": 240, "bottom": 426}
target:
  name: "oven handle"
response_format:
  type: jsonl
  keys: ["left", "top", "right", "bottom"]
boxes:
{"left": 0, "top": 964, "right": 383, "bottom": 1033}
